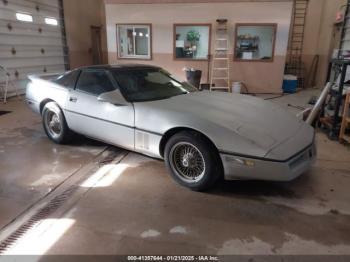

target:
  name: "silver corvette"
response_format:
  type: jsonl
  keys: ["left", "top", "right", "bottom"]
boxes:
{"left": 26, "top": 64, "right": 316, "bottom": 191}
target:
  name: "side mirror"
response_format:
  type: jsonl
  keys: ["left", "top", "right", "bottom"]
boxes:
{"left": 97, "top": 89, "right": 128, "bottom": 106}
{"left": 181, "top": 81, "right": 199, "bottom": 91}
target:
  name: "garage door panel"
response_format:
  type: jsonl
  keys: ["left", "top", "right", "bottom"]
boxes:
{"left": 5, "top": 65, "right": 65, "bottom": 81}
{"left": 0, "top": 29, "right": 63, "bottom": 40}
{"left": 32, "top": 0, "right": 61, "bottom": 9}
{"left": 0, "top": 49, "right": 65, "bottom": 58}
{"left": 0, "top": 0, "right": 67, "bottom": 97}
{"left": 0, "top": 19, "right": 61, "bottom": 31}
{"left": 0, "top": 34, "right": 63, "bottom": 45}
{"left": 0, "top": 7, "right": 61, "bottom": 25}
{"left": 0, "top": 2, "right": 60, "bottom": 20}
{"left": 0, "top": 45, "right": 64, "bottom": 53}
{"left": 2, "top": 57, "right": 65, "bottom": 68}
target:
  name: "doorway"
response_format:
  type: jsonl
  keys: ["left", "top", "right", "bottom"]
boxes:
{"left": 91, "top": 26, "right": 103, "bottom": 65}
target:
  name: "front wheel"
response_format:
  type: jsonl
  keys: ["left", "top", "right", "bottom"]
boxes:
{"left": 164, "top": 131, "right": 222, "bottom": 191}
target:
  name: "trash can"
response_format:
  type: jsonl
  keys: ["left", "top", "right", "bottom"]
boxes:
{"left": 185, "top": 69, "right": 202, "bottom": 89}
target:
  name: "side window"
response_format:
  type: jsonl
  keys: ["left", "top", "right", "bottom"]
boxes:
{"left": 76, "top": 71, "right": 116, "bottom": 96}
{"left": 55, "top": 70, "right": 80, "bottom": 89}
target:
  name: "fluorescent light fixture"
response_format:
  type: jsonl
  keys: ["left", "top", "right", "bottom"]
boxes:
{"left": 132, "top": 31, "right": 137, "bottom": 36}
{"left": 139, "top": 32, "right": 143, "bottom": 37}
{"left": 16, "top": 13, "right": 33, "bottom": 22}
{"left": 45, "top": 17, "right": 58, "bottom": 26}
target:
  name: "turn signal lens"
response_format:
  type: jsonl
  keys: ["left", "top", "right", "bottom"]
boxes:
{"left": 244, "top": 160, "right": 255, "bottom": 167}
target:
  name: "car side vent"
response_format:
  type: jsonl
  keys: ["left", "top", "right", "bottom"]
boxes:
{"left": 136, "top": 131, "right": 150, "bottom": 150}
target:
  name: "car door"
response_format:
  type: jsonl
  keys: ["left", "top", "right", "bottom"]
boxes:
{"left": 64, "top": 69, "right": 135, "bottom": 151}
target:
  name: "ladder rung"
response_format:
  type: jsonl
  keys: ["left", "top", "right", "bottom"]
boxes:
{"left": 211, "top": 87, "right": 230, "bottom": 90}
{"left": 216, "top": 38, "right": 227, "bottom": 41}
{"left": 214, "top": 57, "right": 228, "bottom": 60}
{"left": 212, "top": 77, "right": 229, "bottom": 80}
{"left": 213, "top": 68, "right": 228, "bottom": 70}
{"left": 216, "top": 48, "right": 228, "bottom": 51}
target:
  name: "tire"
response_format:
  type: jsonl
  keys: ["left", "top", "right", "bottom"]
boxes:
{"left": 164, "top": 131, "right": 222, "bottom": 191}
{"left": 42, "top": 102, "right": 73, "bottom": 144}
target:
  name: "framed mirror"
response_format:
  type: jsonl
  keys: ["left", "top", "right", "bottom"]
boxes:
{"left": 234, "top": 23, "right": 277, "bottom": 62}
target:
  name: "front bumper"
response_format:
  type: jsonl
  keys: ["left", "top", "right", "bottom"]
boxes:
{"left": 220, "top": 142, "right": 316, "bottom": 181}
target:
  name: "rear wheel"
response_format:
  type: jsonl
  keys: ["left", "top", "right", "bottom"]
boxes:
{"left": 42, "top": 102, "right": 73, "bottom": 144}
{"left": 164, "top": 131, "right": 222, "bottom": 191}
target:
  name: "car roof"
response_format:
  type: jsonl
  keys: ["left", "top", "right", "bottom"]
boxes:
{"left": 79, "top": 64, "right": 161, "bottom": 71}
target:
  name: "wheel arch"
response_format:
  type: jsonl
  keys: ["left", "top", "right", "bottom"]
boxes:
{"left": 39, "top": 99, "right": 55, "bottom": 114}
{"left": 159, "top": 127, "right": 221, "bottom": 159}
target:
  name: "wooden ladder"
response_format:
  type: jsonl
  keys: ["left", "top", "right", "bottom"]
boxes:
{"left": 286, "top": 0, "right": 309, "bottom": 89}
{"left": 210, "top": 19, "right": 230, "bottom": 92}
{"left": 340, "top": 92, "right": 350, "bottom": 143}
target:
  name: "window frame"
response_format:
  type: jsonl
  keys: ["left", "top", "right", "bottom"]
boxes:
{"left": 75, "top": 69, "right": 118, "bottom": 97}
{"left": 173, "top": 23, "right": 212, "bottom": 61}
{"left": 116, "top": 23, "right": 152, "bottom": 60}
{"left": 55, "top": 69, "right": 81, "bottom": 89}
{"left": 234, "top": 23, "right": 277, "bottom": 63}
{"left": 111, "top": 68, "right": 193, "bottom": 103}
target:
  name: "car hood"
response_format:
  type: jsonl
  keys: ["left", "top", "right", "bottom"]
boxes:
{"left": 134, "top": 91, "right": 313, "bottom": 158}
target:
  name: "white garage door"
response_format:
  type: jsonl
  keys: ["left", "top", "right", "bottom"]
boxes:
{"left": 0, "top": 0, "right": 68, "bottom": 97}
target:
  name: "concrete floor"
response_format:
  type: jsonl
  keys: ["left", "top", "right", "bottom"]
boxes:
{"left": 1, "top": 91, "right": 350, "bottom": 256}
{"left": 0, "top": 98, "right": 107, "bottom": 230}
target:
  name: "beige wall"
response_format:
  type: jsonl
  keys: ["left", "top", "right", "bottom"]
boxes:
{"left": 105, "top": 0, "right": 292, "bottom": 3}
{"left": 105, "top": 2, "right": 293, "bottom": 94}
{"left": 63, "top": 0, "right": 106, "bottom": 69}
{"left": 302, "top": 0, "right": 346, "bottom": 88}
{"left": 62, "top": 0, "right": 344, "bottom": 91}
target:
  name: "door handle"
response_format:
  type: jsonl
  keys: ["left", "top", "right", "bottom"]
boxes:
{"left": 69, "top": 97, "right": 77, "bottom": 102}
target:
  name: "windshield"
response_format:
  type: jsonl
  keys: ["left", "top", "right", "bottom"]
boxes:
{"left": 111, "top": 68, "right": 197, "bottom": 102}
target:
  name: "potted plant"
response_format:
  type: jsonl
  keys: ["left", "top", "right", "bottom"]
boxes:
{"left": 186, "top": 30, "right": 200, "bottom": 56}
